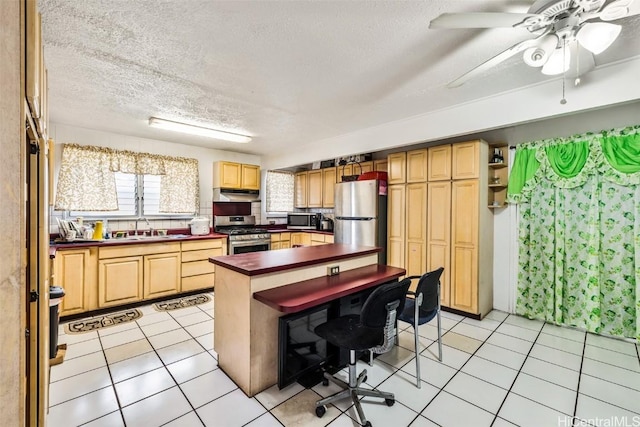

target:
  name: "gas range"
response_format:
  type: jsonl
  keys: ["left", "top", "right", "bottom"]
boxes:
{"left": 214, "top": 215, "right": 271, "bottom": 254}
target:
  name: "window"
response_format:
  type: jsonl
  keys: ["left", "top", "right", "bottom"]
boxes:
{"left": 57, "top": 144, "right": 200, "bottom": 217}
{"left": 265, "top": 170, "right": 294, "bottom": 213}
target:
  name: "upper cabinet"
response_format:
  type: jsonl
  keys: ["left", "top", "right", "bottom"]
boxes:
{"left": 213, "top": 161, "right": 260, "bottom": 190}
{"left": 294, "top": 171, "right": 308, "bottom": 208}
{"left": 322, "top": 167, "right": 337, "bottom": 208}
{"left": 427, "top": 145, "right": 451, "bottom": 181}
{"left": 387, "top": 152, "right": 406, "bottom": 184}
{"left": 427, "top": 140, "right": 481, "bottom": 182}
{"left": 307, "top": 169, "right": 323, "bottom": 208}
{"left": 406, "top": 149, "right": 428, "bottom": 183}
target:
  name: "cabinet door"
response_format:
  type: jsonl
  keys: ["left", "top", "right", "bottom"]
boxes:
{"left": 214, "top": 161, "right": 242, "bottom": 188}
{"left": 374, "top": 160, "right": 388, "bottom": 172}
{"left": 281, "top": 241, "right": 291, "bottom": 249}
{"left": 387, "top": 153, "right": 406, "bottom": 184}
{"left": 56, "top": 248, "right": 97, "bottom": 316}
{"left": 406, "top": 149, "right": 428, "bottom": 183}
{"left": 241, "top": 164, "right": 260, "bottom": 190}
{"left": 144, "top": 252, "right": 180, "bottom": 299}
{"left": 452, "top": 141, "right": 480, "bottom": 180}
{"left": 405, "top": 183, "right": 427, "bottom": 279}
{"left": 451, "top": 180, "right": 479, "bottom": 314}
{"left": 359, "top": 161, "right": 373, "bottom": 174}
{"left": 387, "top": 184, "right": 406, "bottom": 268}
{"left": 98, "top": 256, "right": 143, "bottom": 308}
{"left": 322, "top": 167, "right": 336, "bottom": 207}
{"left": 428, "top": 145, "right": 451, "bottom": 181}
{"left": 294, "top": 171, "right": 308, "bottom": 208}
{"left": 338, "top": 164, "right": 353, "bottom": 182}
{"left": 307, "top": 170, "right": 323, "bottom": 207}
{"left": 271, "top": 241, "right": 282, "bottom": 250}
{"left": 427, "top": 181, "right": 452, "bottom": 308}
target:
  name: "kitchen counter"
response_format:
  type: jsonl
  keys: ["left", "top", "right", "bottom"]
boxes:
{"left": 49, "top": 233, "right": 227, "bottom": 258}
{"left": 209, "top": 244, "right": 377, "bottom": 276}
{"left": 211, "top": 243, "right": 382, "bottom": 396}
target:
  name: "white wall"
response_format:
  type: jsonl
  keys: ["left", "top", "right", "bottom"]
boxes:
{"left": 48, "top": 123, "right": 262, "bottom": 230}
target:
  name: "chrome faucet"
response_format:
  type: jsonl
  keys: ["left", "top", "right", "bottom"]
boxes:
{"left": 135, "top": 217, "right": 151, "bottom": 236}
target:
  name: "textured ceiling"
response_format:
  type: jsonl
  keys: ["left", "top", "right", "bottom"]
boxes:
{"left": 39, "top": 0, "right": 640, "bottom": 157}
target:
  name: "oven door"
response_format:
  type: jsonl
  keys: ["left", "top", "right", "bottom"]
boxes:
{"left": 229, "top": 239, "right": 271, "bottom": 255}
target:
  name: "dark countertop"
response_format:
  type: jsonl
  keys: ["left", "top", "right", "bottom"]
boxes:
{"left": 254, "top": 264, "right": 406, "bottom": 313}
{"left": 267, "top": 229, "right": 334, "bottom": 235}
{"left": 209, "top": 244, "right": 380, "bottom": 276}
{"left": 49, "top": 233, "right": 228, "bottom": 258}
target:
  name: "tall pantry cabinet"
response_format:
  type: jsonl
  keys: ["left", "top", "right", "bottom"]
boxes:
{"left": 388, "top": 141, "right": 493, "bottom": 318}
{"left": 426, "top": 140, "right": 493, "bottom": 317}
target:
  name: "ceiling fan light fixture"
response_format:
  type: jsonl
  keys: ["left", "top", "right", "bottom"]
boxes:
{"left": 576, "top": 22, "right": 622, "bottom": 54}
{"left": 541, "top": 45, "right": 570, "bottom": 75}
{"left": 148, "top": 117, "right": 252, "bottom": 143}
{"left": 523, "top": 34, "right": 558, "bottom": 67}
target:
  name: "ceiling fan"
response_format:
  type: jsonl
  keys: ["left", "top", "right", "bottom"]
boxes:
{"left": 430, "top": 0, "right": 638, "bottom": 88}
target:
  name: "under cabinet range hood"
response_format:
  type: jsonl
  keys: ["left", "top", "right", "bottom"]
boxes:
{"left": 213, "top": 188, "right": 260, "bottom": 202}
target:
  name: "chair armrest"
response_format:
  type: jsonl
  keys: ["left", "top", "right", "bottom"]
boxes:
{"left": 406, "top": 275, "right": 422, "bottom": 281}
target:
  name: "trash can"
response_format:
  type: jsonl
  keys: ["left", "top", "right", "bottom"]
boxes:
{"left": 49, "top": 286, "right": 65, "bottom": 359}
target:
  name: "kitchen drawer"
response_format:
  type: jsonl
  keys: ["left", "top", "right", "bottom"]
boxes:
{"left": 310, "top": 234, "right": 325, "bottom": 242}
{"left": 99, "top": 242, "right": 180, "bottom": 259}
{"left": 182, "top": 239, "right": 224, "bottom": 251}
{"left": 181, "top": 273, "right": 215, "bottom": 292}
{"left": 182, "top": 248, "right": 224, "bottom": 262}
{"left": 182, "top": 260, "right": 216, "bottom": 277}
{"left": 325, "top": 235, "right": 334, "bottom": 243}
{"left": 280, "top": 232, "right": 291, "bottom": 241}
{"left": 270, "top": 233, "right": 281, "bottom": 242}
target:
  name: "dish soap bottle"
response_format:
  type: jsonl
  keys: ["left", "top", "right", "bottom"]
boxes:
{"left": 92, "top": 221, "right": 104, "bottom": 240}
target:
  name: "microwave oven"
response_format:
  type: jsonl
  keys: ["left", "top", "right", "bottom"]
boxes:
{"left": 287, "top": 213, "right": 319, "bottom": 230}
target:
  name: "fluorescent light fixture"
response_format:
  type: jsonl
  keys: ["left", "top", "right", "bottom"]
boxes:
{"left": 148, "top": 117, "right": 252, "bottom": 143}
{"left": 577, "top": 23, "right": 621, "bottom": 55}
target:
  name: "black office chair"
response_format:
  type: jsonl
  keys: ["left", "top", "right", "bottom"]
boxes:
{"left": 397, "top": 267, "right": 444, "bottom": 388}
{"left": 314, "top": 279, "right": 411, "bottom": 427}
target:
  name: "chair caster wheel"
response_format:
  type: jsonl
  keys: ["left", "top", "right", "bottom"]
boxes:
{"left": 385, "top": 398, "right": 395, "bottom": 406}
{"left": 322, "top": 378, "right": 329, "bottom": 386}
{"left": 363, "top": 376, "right": 368, "bottom": 383}
{"left": 315, "top": 405, "right": 326, "bottom": 418}
{"left": 364, "top": 422, "right": 372, "bottom": 427}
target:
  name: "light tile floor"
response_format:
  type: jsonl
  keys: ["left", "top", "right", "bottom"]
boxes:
{"left": 49, "top": 294, "right": 640, "bottom": 427}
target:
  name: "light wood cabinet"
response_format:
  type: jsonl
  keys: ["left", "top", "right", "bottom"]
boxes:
{"left": 213, "top": 161, "right": 260, "bottom": 190}
{"left": 270, "top": 232, "right": 291, "bottom": 250}
{"left": 241, "top": 164, "right": 260, "bottom": 190}
{"left": 144, "top": 252, "right": 181, "bottom": 299}
{"left": 181, "top": 239, "right": 225, "bottom": 292}
{"left": 307, "top": 170, "right": 323, "bottom": 208}
{"left": 452, "top": 141, "right": 481, "bottom": 179}
{"left": 387, "top": 152, "right": 406, "bottom": 184}
{"left": 290, "top": 232, "right": 311, "bottom": 247}
{"left": 294, "top": 171, "right": 308, "bottom": 208}
{"left": 98, "top": 241, "right": 180, "bottom": 308}
{"left": 98, "top": 256, "right": 143, "bottom": 308}
{"left": 405, "top": 183, "right": 427, "bottom": 278}
{"left": 426, "top": 140, "right": 493, "bottom": 317}
{"left": 310, "top": 233, "right": 333, "bottom": 246}
{"left": 407, "top": 149, "right": 428, "bottom": 183}
{"left": 427, "top": 145, "right": 452, "bottom": 181}
{"left": 359, "top": 161, "right": 373, "bottom": 174}
{"left": 322, "top": 167, "right": 337, "bottom": 208}
{"left": 26, "top": 0, "right": 41, "bottom": 121}
{"left": 387, "top": 184, "right": 406, "bottom": 269}
{"left": 374, "top": 160, "right": 388, "bottom": 172}
{"left": 55, "top": 248, "right": 98, "bottom": 316}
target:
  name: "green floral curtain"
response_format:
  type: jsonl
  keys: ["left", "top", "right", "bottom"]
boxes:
{"left": 507, "top": 125, "right": 640, "bottom": 341}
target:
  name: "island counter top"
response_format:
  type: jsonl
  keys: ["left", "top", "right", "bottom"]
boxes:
{"left": 209, "top": 244, "right": 380, "bottom": 276}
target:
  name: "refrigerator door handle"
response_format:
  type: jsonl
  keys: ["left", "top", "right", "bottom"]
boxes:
{"left": 335, "top": 217, "right": 375, "bottom": 221}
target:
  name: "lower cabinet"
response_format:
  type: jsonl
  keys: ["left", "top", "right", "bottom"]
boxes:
{"left": 98, "top": 256, "right": 144, "bottom": 308}
{"left": 270, "top": 232, "right": 291, "bottom": 250}
{"left": 181, "top": 239, "right": 226, "bottom": 292}
{"left": 55, "top": 247, "right": 98, "bottom": 316}
{"left": 310, "top": 233, "right": 333, "bottom": 246}
{"left": 97, "top": 242, "right": 181, "bottom": 308}
{"left": 290, "top": 232, "right": 311, "bottom": 246}
{"left": 144, "top": 252, "right": 181, "bottom": 299}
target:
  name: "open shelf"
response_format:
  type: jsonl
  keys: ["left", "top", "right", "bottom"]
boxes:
{"left": 488, "top": 143, "right": 508, "bottom": 210}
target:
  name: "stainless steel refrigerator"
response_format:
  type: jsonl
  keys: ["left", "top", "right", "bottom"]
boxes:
{"left": 334, "top": 180, "right": 387, "bottom": 264}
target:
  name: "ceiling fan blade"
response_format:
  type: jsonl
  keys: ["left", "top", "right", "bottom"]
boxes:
{"left": 429, "top": 12, "right": 536, "bottom": 29}
{"left": 447, "top": 38, "right": 541, "bottom": 88}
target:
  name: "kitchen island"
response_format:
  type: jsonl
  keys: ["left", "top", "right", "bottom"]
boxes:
{"left": 209, "top": 244, "right": 404, "bottom": 396}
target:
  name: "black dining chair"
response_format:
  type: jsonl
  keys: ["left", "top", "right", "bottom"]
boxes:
{"left": 313, "top": 278, "right": 411, "bottom": 427}
{"left": 397, "top": 267, "right": 444, "bottom": 388}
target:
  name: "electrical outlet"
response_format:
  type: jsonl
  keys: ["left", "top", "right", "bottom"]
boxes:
{"left": 327, "top": 265, "right": 340, "bottom": 276}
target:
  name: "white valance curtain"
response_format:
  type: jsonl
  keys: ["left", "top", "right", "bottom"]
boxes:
{"left": 55, "top": 144, "right": 199, "bottom": 213}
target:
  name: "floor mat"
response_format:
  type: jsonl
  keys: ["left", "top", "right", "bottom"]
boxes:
{"left": 154, "top": 293, "right": 212, "bottom": 311}
{"left": 64, "top": 308, "right": 142, "bottom": 334}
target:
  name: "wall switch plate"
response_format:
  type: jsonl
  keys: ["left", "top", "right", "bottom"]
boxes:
{"left": 327, "top": 266, "right": 339, "bottom": 276}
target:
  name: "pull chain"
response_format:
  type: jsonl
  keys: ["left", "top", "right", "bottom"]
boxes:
{"left": 574, "top": 40, "right": 581, "bottom": 86}
{"left": 560, "top": 37, "right": 567, "bottom": 105}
